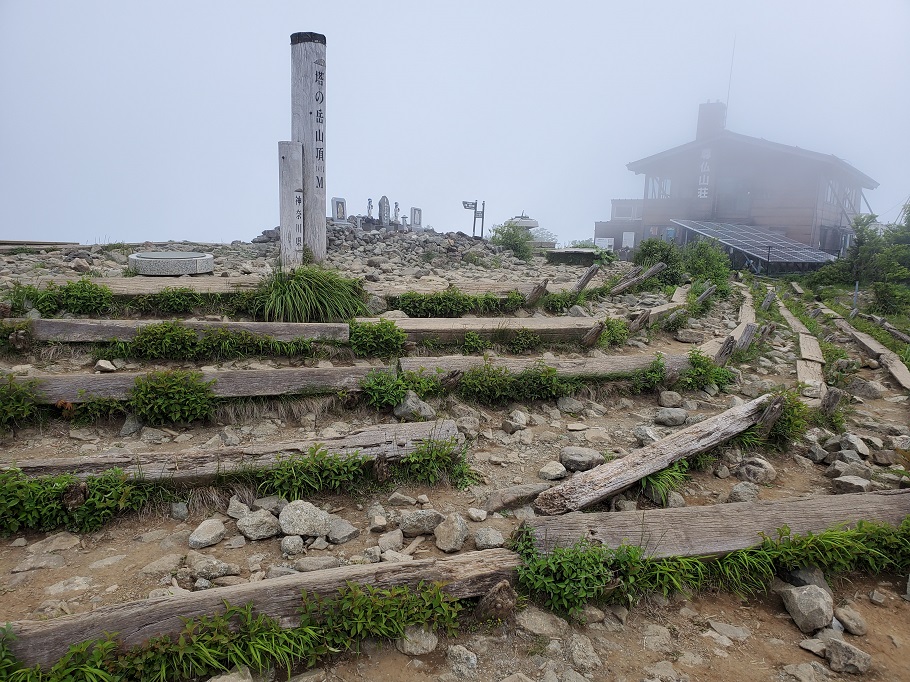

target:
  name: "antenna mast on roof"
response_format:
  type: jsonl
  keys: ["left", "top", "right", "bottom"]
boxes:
{"left": 725, "top": 36, "right": 736, "bottom": 124}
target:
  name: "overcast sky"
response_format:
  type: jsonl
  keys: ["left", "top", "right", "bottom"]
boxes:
{"left": 2, "top": 1, "right": 908, "bottom": 246}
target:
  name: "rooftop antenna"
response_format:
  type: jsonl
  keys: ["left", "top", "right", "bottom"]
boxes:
{"left": 725, "top": 36, "right": 736, "bottom": 125}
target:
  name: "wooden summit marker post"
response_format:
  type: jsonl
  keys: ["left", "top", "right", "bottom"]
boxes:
{"left": 279, "top": 32, "right": 327, "bottom": 266}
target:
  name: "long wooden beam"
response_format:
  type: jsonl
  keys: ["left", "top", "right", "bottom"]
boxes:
{"left": 356, "top": 316, "right": 600, "bottom": 343}
{"left": 831, "top": 318, "right": 910, "bottom": 391}
{"left": 6, "top": 549, "right": 521, "bottom": 669}
{"left": 525, "top": 490, "right": 910, "bottom": 557}
{"left": 18, "top": 318, "right": 349, "bottom": 343}
{"left": 533, "top": 395, "right": 771, "bottom": 515}
{"left": 399, "top": 353, "right": 690, "bottom": 379}
{"left": 13, "top": 366, "right": 374, "bottom": 403}
{"left": 5, "top": 420, "right": 462, "bottom": 481}
{"left": 7, "top": 275, "right": 263, "bottom": 295}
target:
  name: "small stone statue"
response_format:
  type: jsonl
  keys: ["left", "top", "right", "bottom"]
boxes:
{"left": 367, "top": 198, "right": 373, "bottom": 218}
{"left": 394, "top": 201, "right": 400, "bottom": 222}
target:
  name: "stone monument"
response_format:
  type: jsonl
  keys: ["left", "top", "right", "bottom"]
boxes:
{"left": 128, "top": 251, "right": 214, "bottom": 276}
{"left": 331, "top": 197, "right": 346, "bottom": 221}
{"left": 410, "top": 207, "right": 422, "bottom": 229}
{"left": 379, "top": 196, "right": 391, "bottom": 226}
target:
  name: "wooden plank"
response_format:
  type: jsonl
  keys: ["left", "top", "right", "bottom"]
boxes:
{"left": 11, "top": 275, "right": 263, "bottom": 295}
{"left": 797, "top": 359, "right": 826, "bottom": 390}
{"left": 670, "top": 285, "right": 690, "bottom": 304}
{"left": 829, "top": 317, "right": 910, "bottom": 391}
{"left": 399, "top": 353, "right": 690, "bottom": 379}
{"left": 572, "top": 264, "right": 600, "bottom": 295}
{"left": 24, "top": 318, "right": 349, "bottom": 343}
{"left": 609, "top": 262, "right": 666, "bottom": 295}
{"left": 525, "top": 490, "right": 910, "bottom": 557}
{"left": 15, "top": 366, "right": 374, "bottom": 404}
{"left": 647, "top": 301, "right": 686, "bottom": 324}
{"left": 777, "top": 300, "right": 810, "bottom": 334}
{"left": 798, "top": 334, "right": 825, "bottom": 364}
{"left": 739, "top": 302, "right": 756, "bottom": 324}
{"left": 8, "top": 420, "right": 461, "bottom": 481}
{"left": 355, "top": 316, "right": 599, "bottom": 343}
{"left": 534, "top": 396, "right": 771, "bottom": 515}
{"left": 370, "top": 281, "right": 553, "bottom": 299}
{"left": 790, "top": 282, "right": 805, "bottom": 295}
{"left": 880, "top": 351, "right": 910, "bottom": 391}
{"left": 6, "top": 549, "right": 521, "bottom": 669}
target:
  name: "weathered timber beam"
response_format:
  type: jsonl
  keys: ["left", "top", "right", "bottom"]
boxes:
{"left": 354, "top": 316, "right": 599, "bottom": 343}
{"left": 9, "top": 275, "right": 262, "bottom": 295}
{"left": 790, "top": 282, "right": 805, "bottom": 296}
{"left": 6, "top": 420, "right": 462, "bottom": 481}
{"left": 13, "top": 366, "right": 374, "bottom": 404}
{"left": 571, "top": 264, "right": 600, "bottom": 295}
{"left": 399, "top": 354, "right": 690, "bottom": 379}
{"left": 798, "top": 334, "right": 825, "bottom": 364}
{"left": 694, "top": 285, "right": 717, "bottom": 307}
{"left": 7, "top": 549, "right": 521, "bottom": 669}
{"left": 609, "top": 262, "right": 666, "bottom": 295}
{"left": 533, "top": 395, "right": 771, "bottom": 515}
{"left": 525, "top": 279, "right": 549, "bottom": 306}
{"left": 22, "top": 318, "right": 349, "bottom": 343}
{"left": 760, "top": 289, "right": 776, "bottom": 311}
{"left": 524, "top": 490, "right": 910, "bottom": 557}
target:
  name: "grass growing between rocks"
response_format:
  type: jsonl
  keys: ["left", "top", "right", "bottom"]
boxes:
{"left": 511, "top": 518, "right": 910, "bottom": 615}
{"left": 0, "top": 582, "right": 461, "bottom": 682}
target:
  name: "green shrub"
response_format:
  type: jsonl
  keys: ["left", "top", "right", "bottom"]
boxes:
{"left": 129, "top": 370, "right": 216, "bottom": 425}
{"left": 128, "top": 320, "right": 200, "bottom": 359}
{"left": 130, "top": 286, "right": 204, "bottom": 314}
{"left": 72, "top": 396, "right": 128, "bottom": 426}
{"left": 683, "top": 240, "right": 732, "bottom": 293}
{"left": 640, "top": 459, "right": 690, "bottom": 505}
{"left": 541, "top": 291, "right": 581, "bottom": 313}
{"left": 506, "top": 328, "right": 541, "bottom": 354}
{"left": 248, "top": 266, "right": 367, "bottom": 322}
{"left": 459, "top": 362, "right": 516, "bottom": 406}
{"left": 871, "top": 281, "right": 910, "bottom": 315}
{"left": 630, "top": 355, "right": 666, "bottom": 393}
{"left": 402, "top": 369, "right": 444, "bottom": 398}
{"left": 258, "top": 445, "right": 369, "bottom": 499}
{"left": 490, "top": 221, "right": 532, "bottom": 261}
{"left": 676, "top": 349, "right": 735, "bottom": 391}
{"left": 0, "top": 375, "right": 40, "bottom": 431}
{"left": 598, "top": 318, "right": 629, "bottom": 348}
{"left": 57, "top": 278, "right": 113, "bottom": 315}
{"left": 394, "top": 289, "right": 522, "bottom": 317}
{"left": 462, "top": 331, "right": 491, "bottom": 354}
{"left": 633, "top": 239, "right": 684, "bottom": 286}
{"left": 360, "top": 369, "right": 408, "bottom": 410}
{"left": 394, "top": 437, "right": 476, "bottom": 487}
{"left": 349, "top": 319, "right": 406, "bottom": 358}
{"left": 661, "top": 310, "right": 689, "bottom": 332}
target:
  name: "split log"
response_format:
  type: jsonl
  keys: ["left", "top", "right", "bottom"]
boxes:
{"left": 6, "top": 420, "right": 462, "bottom": 481}
{"left": 790, "top": 282, "right": 805, "bottom": 296}
{"left": 571, "top": 264, "right": 600, "bottom": 295}
{"left": 867, "top": 315, "right": 910, "bottom": 345}
{"left": 6, "top": 549, "right": 521, "bottom": 669}
{"left": 373, "top": 280, "right": 556, "bottom": 300}
{"left": 353, "top": 316, "right": 599, "bottom": 344}
{"left": 757, "top": 322, "right": 777, "bottom": 345}
{"left": 628, "top": 309, "right": 650, "bottom": 333}
{"left": 798, "top": 334, "right": 825, "bottom": 364}
{"left": 733, "top": 322, "right": 758, "bottom": 351}
{"left": 849, "top": 308, "right": 858, "bottom": 319}
{"left": 525, "top": 279, "right": 549, "bottom": 306}
{"left": 609, "top": 262, "right": 666, "bottom": 295}
{"left": 610, "top": 266, "right": 642, "bottom": 292}
{"left": 713, "top": 335, "right": 736, "bottom": 366}
{"left": 580, "top": 321, "right": 604, "bottom": 347}
{"left": 533, "top": 395, "right": 771, "bottom": 515}
{"left": 22, "top": 318, "right": 349, "bottom": 343}
{"left": 525, "top": 490, "right": 910, "bottom": 557}
{"left": 820, "top": 387, "right": 847, "bottom": 416}
{"left": 14, "top": 366, "right": 374, "bottom": 404}
{"left": 776, "top": 301, "right": 810, "bottom": 334}
{"left": 694, "top": 285, "right": 717, "bottom": 307}
{"left": 670, "top": 285, "right": 690, "bottom": 304}
{"left": 399, "top": 354, "right": 690, "bottom": 380}
{"left": 753, "top": 395, "right": 785, "bottom": 441}
{"left": 760, "top": 289, "right": 776, "bottom": 311}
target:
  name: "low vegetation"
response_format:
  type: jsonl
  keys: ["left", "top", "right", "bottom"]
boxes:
{"left": 459, "top": 361, "right": 580, "bottom": 406}
{"left": 490, "top": 220, "right": 532, "bottom": 261}
{"left": 393, "top": 289, "right": 524, "bottom": 317}
{"left": 674, "top": 348, "right": 735, "bottom": 392}
{"left": 129, "top": 370, "right": 217, "bottom": 425}
{"left": 246, "top": 266, "right": 368, "bottom": 323}
{"left": 349, "top": 319, "right": 406, "bottom": 358}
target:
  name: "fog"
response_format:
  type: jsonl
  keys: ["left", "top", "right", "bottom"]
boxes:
{"left": 1, "top": 1, "right": 908, "bottom": 245}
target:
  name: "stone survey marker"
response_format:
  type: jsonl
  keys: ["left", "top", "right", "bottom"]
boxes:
{"left": 127, "top": 251, "right": 214, "bottom": 276}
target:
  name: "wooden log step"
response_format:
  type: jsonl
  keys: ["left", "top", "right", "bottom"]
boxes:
{"left": 6, "top": 548, "right": 521, "bottom": 669}
{"left": 14, "top": 366, "right": 375, "bottom": 404}
{"left": 533, "top": 395, "right": 772, "bottom": 515}
{"left": 355, "top": 316, "right": 600, "bottom": 343}
{"left": 670, "top": 285, "right": 690, "bottom": 304}
{"left": 733, "top": 322, "right": 758, "bottom": 351}
{"left": 399, "top": 353, "right": 690, "bottom": 379}
{"left": 777, "top": 300, "right": 810, "bottom": 334}
{"left": 863, "top": 315, "right": 910, "bottom": 345}
{"left": 525, "top": 490, "right": 910, "bottom": 558}
{"left": 609, "top": 262, "right": 666, "bottom": 295}
{"left": 798, "top": 334, "right": 825, "bottom": 364}
{"left": 760, "top": 289, "right": 776, "bottom": 311}
{"left": 790, "top": 282, "right": 805, "bottom": 295}
{"left": 20, "top": 318, "right": 349, "bottom": 343}
{"left": 12, "top": 275, "right": 262, "bottom": 295}
{"left": 694, "top": 285, "right": 718, "bottom": 307}
{"left": 830, "top": 318, "right": 910, "bottom": 391}
{"left": 372, "top": 280, "right": 548, "bottom": 299}
{"left": 646, "top": 302, "right": 686, "bottom": 325}
{"left": 7, "top": 420, "right": 462, "bottom": 481}
{"left": 796, "top": 359, "right": 826, "bottom": 395}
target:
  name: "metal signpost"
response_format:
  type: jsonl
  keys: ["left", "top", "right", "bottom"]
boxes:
{"left": 462, "top": 200, "right": 485, "bottom": 237}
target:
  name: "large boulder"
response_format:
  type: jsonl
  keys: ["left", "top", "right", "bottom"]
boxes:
{"left": 434, "top": 513, "right": 469, "bottom": 552}
{"left": 399, "top": 509, "right": 445, "bottom": 537}
{"left": 236, "top": 509, "right": 280, "bottom": 540}
{"left": 779, "top": 584, "right": 834, "bottom": 633}
{"left": 278, "top": 501, "right": 330, "bottom": 537}
{"left": 560, "top": 446, "right": 605, "bottom": 472}
{"left": 393, "top": 391, "right": 436, "bottom": 421}
{"left": 654, "top": 408, "right": 688, "bottom": 426}
{"left": 846, "top": 377, "right": 886, "bottom": 399}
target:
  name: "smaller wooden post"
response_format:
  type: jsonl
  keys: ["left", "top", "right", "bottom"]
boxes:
{"left": 278, "top": 142, "right": 305, "bottom": 268}
{"left": 572, "top": 264, "right": 600, "bottom": 296}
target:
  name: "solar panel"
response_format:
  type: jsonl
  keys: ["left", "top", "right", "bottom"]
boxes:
{"left": 670, "top": 220, "right": 837, "bottom": 264}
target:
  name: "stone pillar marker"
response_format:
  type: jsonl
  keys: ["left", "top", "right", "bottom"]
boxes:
{"left": 279, "top": 32, "right": 327, "bottom": 267}
{"left": 379, "top": 196, "right": 391, "bottom": 227}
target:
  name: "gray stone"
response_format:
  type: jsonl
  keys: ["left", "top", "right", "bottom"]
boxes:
{"left": 658, "top": 391, "right": 684, "bottom": 408}
{"left": 399, "top": 509, "right": 445, "bottom": 537}
{"left": 94, "top": 359, "right": 117, "bottom": 373}
{"left": 294, "top": 556, "right": 341, "bottom": 572}
{"left": 780, "top": 566, "right": 833, "bottom": 597}
{"left": 266, "top": 565, "right": 299, "bottom": 579}
{"left": 665, "top": 491, "right": 686, "bottom": 508}
{"left": 378, "top": 529, "right": 404, "bottom": 552}
{"left": 309, "top": 537, "right": 330, "bottom": 551}
{"left": 642, "top": 624, "right": 673, "bottom": 653}
{"left": 830, "top": 449, "right": 863, "bottom": 465}
{"left": 473, "top": 527, "right": 505, "bottom": 550}
{"left": 727, "top": 481, "right": 759, "bottom": 503}
{"left": 189, "top": 519, "right": 226, "bottom": 549}
{"left": 194, "top": 578, "right": 213, "bottom": 590}
{"left": 869, "top": 589, "right": 886, "bottom": 605}
{"left": 824, "top": 461, "right": 871, "bottom": 480}
{"left": 381, "top": 550, "right": 414, "bottom": 562}
{"left": 834, "top": 604, "right": 867, "bottom": 636}
{"left": 846, "top": 377, "right": 886, "bottom": 399}
{"left": 278, "top": 501, "right": 329, "bottom": 537}
{"left": 27, "top": 531, "right": 80, "bottom": 554}
{"left": 515, "top": 605, "right": 569, "bottom": 637}
{"left": 446, "top": 644, "right": 478, "bottom": 679}
{"left": 560, "top": 446, "right": 605, "bottom": 472}
{"left": 252, "top": 495, "right": 288, "bottom": 515}
{"left": 227, "top": 495, "right": 250, "bottom": 519}
{"left": 567, "top": 304, "right": 589, "bottom": 317}
{"left": 192, "top": 557, "right": 240, "bottom": 580}
{"left": 736, "top": 456, "right": 777, "bottom": 484}
{"left": 237, "top": 509, "right": 280, "bottom": 540}
{"left": 12, "top": 554, "right": 66, "bottom": 572}
{"left": 395, "top": 625, "right": 438, "bottom": 655}
{"left": 119, "top": 414, "right": 142, "bottom": 436}
{"left": 139, "top": 427, "right": 169, "bottom": 444}
{"left": 388, "top": 492, "right": 417, "bottom": 505}
{"left": 327, "top": 517, "right": 360, "bottom": 544}
{"left": 484, "top": 484, "right": 550, "bottom": 512}
{"left": 434, "top": 513, "right": 469, "bottom": 552}
{"left": 675, "top": 329, "right": 705, "bottom": 343}
{"left": 281, "top": 536, "right": 305, "bottom": 555}
{"left": 556, "top": 396, "right": 585, "bottom": 413}
{"left": 833, "top": 475, "right": 873, "bottom": 493}
{"left": 567, "top": 634, "right": 601, "bottom": 671}
{"left": 224, "top": 535, "right": 246, "bottom": 549}
{"left": 538, "top": 461, "right": 568, "bottom": 480}
{"left": 708, "top": 620, "right": 751, "bottom": 641}
{"left": 208, "top": 665, "right": 254, "bottom": 682}
{"left": 467, "top": 508, "right": 487, "bottom": 522}
{"left": 806, "top": 444, "right": 829, "bottom": 463}
{"left": 781, "top": 663, "right": 821, "bottom": 682}
{"left": 170, "top": 502, "right": 189, "bottom": 521}
{"left": 654, "top": 408, "right": 687, "bottom": 426}
{"left": 841, "top": 433, "right": 870, "bottom": 457}
{"left": 633, "top": 424, "right": 660, "bottom": 446}
{"left": 826, "top": 638, "right": 872, "bottom": 674}
{"left": 363, "top": 546, "right": 381, "bottom": 563}
{"left": 128, "top": 251, "right": 214, "bottom": 276}
{"left": 44, "top": 576, "right": 95, "bottom": 595}
{"left": 799, "top": 638, "right": 828, "bottom": 656}
{"left": 368, "top": 515, "right": 388, "bottom": 532}
{"left": 393, "top": 390, "right": 436, "bottom": 421}
{"left": 779, "top": 584, "right": 834, "bottom": 633}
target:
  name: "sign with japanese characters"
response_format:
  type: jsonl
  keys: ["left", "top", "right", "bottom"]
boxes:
{"left": 697, "top": 148, "right": 711, "bottom": 199}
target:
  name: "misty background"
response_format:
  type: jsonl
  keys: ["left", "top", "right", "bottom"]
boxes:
{"left": 1, "top": 1, "right": 908, "bottom": 247}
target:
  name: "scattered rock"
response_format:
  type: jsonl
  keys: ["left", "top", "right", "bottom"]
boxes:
{"left": 119, "top": 414, "right": 142, "bottom": 436}
{"left": 446, "top": 644, "right": 478, "bottom": 679}
{"left": 395, "top": 625, "right": 438, "bottom": 655}
{"left": 236, "top": 510, "right": 280, "bottom": 540}
{"left": 654, "top": 408, "right": 688, "bottom": 426}
{"left": 378, "top": 529, "right": 404, "bottom": 552}
{"left": 642, "top": 624, "right": 673, "bottom": 653}
{"left": 170, "top": 502, "right": 189, "bottom": 521}
{"left": 393, "top": 391, "right": 436, "bottom": 421}
{"left": 473, "top": 527, "right": 505, "bottom": 550}
{"left": 189, "top": 519, "right": 226, "bottom": 549}
{"left": 834, "top": 604, "right": 868, "bottom": 636}
{"left": 381, "top": 550, "right": 414, "bottom": 562}
{"left": 388, "top": 492, "right": 417, "bottom": 505}
{"left": 833, "top": 475, "right": 873, "bottom": 493}
{"left": 227, "top": 495, "right": 251, "bottom": 519}
{"left": 484, "top": 484, "right": 550, "bottom": 512}
{"left": 294, "top": 557, "right": 341, "bottom": 572}
{"left": 278, "top": 501, "right": 329, "bottom": 537}
{"left": 560, "top": 446, "right": 604, "bottom": 472}
{"left": 474, "top": 580, "right": 517, "bottom": 622}
{"left": 826, "top": 638, "right": 872, "bottom": 674}
{"left": 400, "top": 509, "right": 445, "bottom": 537}
{"left": 708, "top": 620, "right": 751, "bottom": 642}
{"left": 779, "top": 584, "right": 834, "bottom": 633}
{"left": 727, "top": 481, "right": 759, "bottom": 503}
{"left": 93, "top": 359, "right": 117, "bottom": 373}
{"left": 27, "top": 531, "right": 80, "bottom": 554}
{"left": 846, "top": 377, "right": 886, "bottom": 400}
{"left": 12, "top": 554, "right": 66, "bottom": 573}
{"left": 467, "top": 507, "right": 487, "bottom": 522}
{"left": 434, "top": 513, "right": 469, "bottom": 552}
{"left": 556, "top": 396, "right": 585, "bottom": 413}
{"left": 281, "top": 536, "right": 305, "bottom": 555}
{"left": 675, "top": 329, "right": 705, "bottom": 343}
{"left": 567, "top": 634, "right": 601, "bottom": 671}
{"left": 736, "top": 456, "right": 777, "bottom": 484}
{"left": 658, "top": 390, "right": 684, "bottom": 408}
{"left": 515, "top": 606, "right": 569, "bottom": 637}
{"left": 327, "top": 517, "right": 360, "bottom": 544}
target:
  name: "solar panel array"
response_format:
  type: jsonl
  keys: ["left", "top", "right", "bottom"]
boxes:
{"left": 671, "top": 220, "right": 836, "bottom": 264}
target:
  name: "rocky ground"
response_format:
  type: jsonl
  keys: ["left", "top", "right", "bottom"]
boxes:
{"left": 2, "top": 228, "right": 910, "bottom": 682}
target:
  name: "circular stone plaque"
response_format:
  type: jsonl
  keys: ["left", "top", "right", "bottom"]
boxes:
{"left": 128, "top": 251, "right": 214, "bottom": 276}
